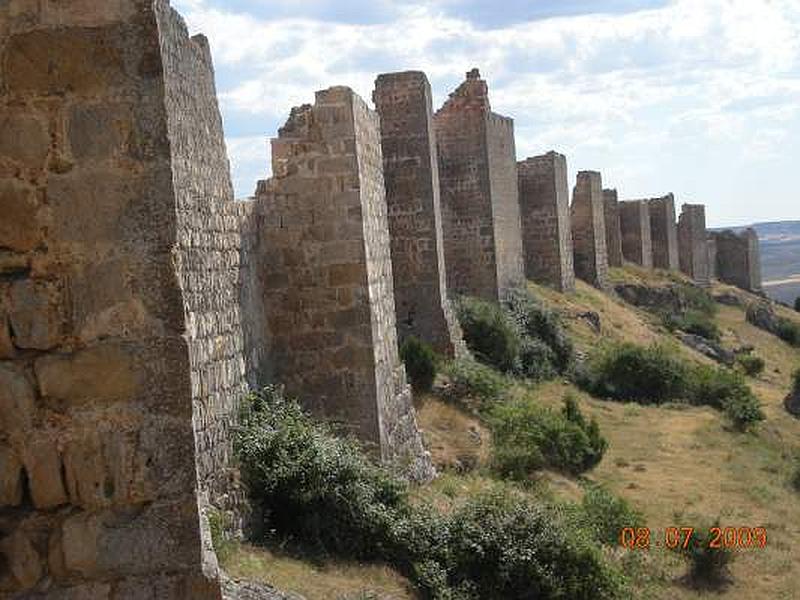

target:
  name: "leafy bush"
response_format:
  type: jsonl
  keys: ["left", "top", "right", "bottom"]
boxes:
{"left": 689, "top": 365, "right": 764, "bottom": 430}
{"left": 401, "top": 336, "right": 437, "bottom": 392}
{"left": 579, "top": 343, "right": 689, "bottom": 404}
{"left": 489, "top": 395, "right": 606, "bottom": 478}
{"left": 456, "top": 297, "right": 520, "bottom": 372}
{"left": 794, "top": 368, "right": 800, "bottom": 395}
{"left": 663, "top": 309, "right": 721, "bottom": 341}
{"left": 791, "top": 463, "right": 800, "bottom": 492}
{"left": 505, "top": 289, "right": 574, "bottom": 373}
{"left": 776, "top": 318, "right": 800, "bottom": 347}
{"left": 443, "top": 358, "right": 510, "bottom": 411}
{"left": 236, "top": 387, "right": 624, "bottom": 600}
{"left": 734, "top": 353, "right": 765, "bottom": 377}
{"left": 795, "top": 296, "right": 800, "bottom": 313}
{"left": 681, "top": 521, "right": 734, "bottom": 586}
{"left": 579, "top": 484, "right": 642, "bottom": 546}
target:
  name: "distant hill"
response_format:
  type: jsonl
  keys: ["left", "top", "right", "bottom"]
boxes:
{"left": 718, "top": 221, "right": 800, "bottom": 305}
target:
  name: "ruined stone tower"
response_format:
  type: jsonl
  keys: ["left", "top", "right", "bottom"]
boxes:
{"left": 707, "top": 234, "right": 718, "bottom": 280}
{"left": 678, "top": 204, "right": 710, "bottom": 285}
{"left": 571, "top": 171, "right": 609, "bottom": 288}
{"left": 603, "top": 189, "right": 624, "bottom": 268}
{"left": 373, "top": 71, "right": 464, "bottom": 357}
{"left": 648, "top": 194, "right": 679, "bottom": 270}
{"left": 434, "top": 69, "right": 525, "bottom": 301}
{"left": 517, "top": 152, "right": 576, "bottom": 292}
{"left": 0, "top": 1, "right": 258, "bottom": 595}
{"left": 712, "top": 229, "right": 763, "bottom": 292}
{"left": 619, "top": 200, "right": 653, "bottom": 268}
{"left": 254, "top": 87, "right": 433, "bottom": 480}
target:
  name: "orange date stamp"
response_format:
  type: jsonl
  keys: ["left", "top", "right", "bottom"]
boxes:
{"left": 619, "top": 526, "right": 767, "bottom": 550}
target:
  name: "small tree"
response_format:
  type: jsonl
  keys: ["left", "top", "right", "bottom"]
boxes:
{"left": 400, "top": 336, "right": 437, "bottom": 392}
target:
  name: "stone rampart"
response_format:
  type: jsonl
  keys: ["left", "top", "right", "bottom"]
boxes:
{"left": 647, "top": 194, "right": 679, "bottom": 270}
{"left": 517, "top": 152, "right": 575, "bottom": 292}
{"left": 255, "top": 87, "right": 433, "bottom": 481}
{"left": 603, "top": 189, "right": 624, "bottom": 268}
{"left": 619, "top": 200, "right": 653, "bottom": 268}
{"left": 712, "top": 229, "right": 763, "bottom": 292}
{"left": 677, "top": 204, "right": 710, "bottom": 285}
{"left": 571, "top": 171, "right": 609, "bottom": 288}
{"left": 373, "top": 71, "right": 464, "bottom": 357}
{"left": 434, "top": 69, "right": 524, "bottom": 301}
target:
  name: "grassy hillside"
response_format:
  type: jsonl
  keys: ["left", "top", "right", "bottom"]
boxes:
{"left": 221, "top": 266, "right": 800, "bottom": 600}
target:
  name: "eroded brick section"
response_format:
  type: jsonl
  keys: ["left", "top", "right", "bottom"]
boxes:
{"left": 0, "top": 1, "right": 248, "bottom": 596}
{"left": 571, "top": 171, "right": 609, "bottom": 288}
{"left": 255, "top": 87, "right": 433, "bottom": 481}
{"left": 373, "top": 71, "right": 464, "bottom": 357}
{"left": 434, "top": 68, "right": 524, "bottom": 301}
{"left": 619, "top": 200, "right": 653, "bottom": 268}
{"left": 712, "top": 229, "right": 763, "bottom": 292}
{"left": 517, "top": 152, "right": 575, "bottom": 292}
{"left": 648, "top": 194, "right": 679, "bottom": 270}
{"left": 603, "top": 189, "right": 623, "bottom": 268}
{"left": 677, "top": 204, "right": 710, "bottom": 285}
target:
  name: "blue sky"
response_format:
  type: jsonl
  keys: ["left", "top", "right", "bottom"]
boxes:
{"left": 174, "top": 0, "right": 800, "bottom": 227}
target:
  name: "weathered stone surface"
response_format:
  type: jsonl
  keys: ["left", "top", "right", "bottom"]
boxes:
{"left": 679, "top": 332, "right": 734, "bottom": 365}
{"left": 373, "top": 71, "right": 465, "bottom": 357}
{"left": 603, "top": 189, "right": 623, "bottom": 268}
{"left": 647, "top": 194, "right": 679, "bottom": 270}
{"left": 517, "top": 151, "right": 575, "bottom": 292}
{"left": 22, "top": 436, "right": 69, "bottom": 509}
{"left": 678, "top": 203, "right": 710, "bottom": 285}
{"left": 67, "top": 103, "right": 129, "bottom": 161}
{"left": 8, "top": 278, "right": 64, "bottom": 350}
{"left": 571, "top": 171, "right": 609, "bottom": 288}
{"left": 0, "top": 529, "right": 43, "bottom": 591}
{"left": 0, "top": 446, "right": 24, "bottom": 506}
{"left": 35, "top": 343, "right": 137, "bottom": 406}
{"left": 434, "top": 68, "right": 524, "bottom": 300}
{"left": 0, "top": 112, "right": 50, "bottom": 169}
{"left": 256, "top": 86, "right": 433, "bottom": 480}
{"left": 0, "top": 362, "right": 36, "bottom": 432}
{"left": 712, "top": 228, "right": 762, "bottom": 292}
{"left": 619, "top": 200, "right": 652, "bottom": 268}
{"left": 0, "top": 178, "right": 42, "bottom": 252}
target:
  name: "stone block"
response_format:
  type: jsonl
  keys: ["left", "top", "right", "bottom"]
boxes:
{"left": 619, "top": 200, "right": 652, "bottom": 268}
{"left": 0, "top": 529, "right": 43, "bottom": 591}
{"left": 0, "top": 446, "right": 23, "bottom": 506}
{"left": 35, "top": 343, "right": 138, "bottom": 407}
{"left": 0, "top": 362, "right": 37, "bottom": 433}
{"left": 23, "top": 436, "right": 69, "bottom": 509}
{"left": 603, "top": 189, "right": 623, "bottom": 268}
{"left": 648, "top": 195, "right": 679, "bottom": 270}
{"left": 68, "top": 103, "right": 129, "bottom": 161}
{"left": 0, "top": 178, "right": 42, "bottom": 252}
{"left": 0, "top": 112, "right": 50, "bottom": 169}
{"left": 8, "top": 278, "right": 64, "bottom": 350}
{"left": 39, "top": 0, "right": 137, "bottom": 27}
{"left": 571, "top": 171, "right": 609, "bottom": 288}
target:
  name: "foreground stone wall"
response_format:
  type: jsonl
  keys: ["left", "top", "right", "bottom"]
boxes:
{"left": 677, "top": 204, "right": 710, "bottom": 286}
{"left": 619, "top": 200, "right": 653, "bottom": 268}
{"left": 373, "top": 71, "right": 464, "bottom": 357}
{"left": 707, "top": 234, "right": 718, "bottom": 280}
{"left": 434, "top": 69, "right": 524, "bottom": 301}
{"left": 603, "top": 189, "right": 624, "bottom": 268}
{"left": 0, "top": 1, "right": 255, "bottom": 596}
{"left": 255, "top": 87, "right": 433, "bottom": 480}
{"left": 571, "top": 171, "right": 609, "bottom": 288}
{"left": 517, "top": 152, "right": 575, "bottom": 292}
{"left": 648, "top": 195, "right": 679, "bottom": 270}
{"left": 713, "top": 229, "right": 763, "bottom": 292}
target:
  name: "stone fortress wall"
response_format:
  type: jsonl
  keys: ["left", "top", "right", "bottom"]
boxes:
{"left": 0, "top": 1, "right": 762, "bottom": 595}
{"left": 603, "top": 189, "right": 624, "bottom": 269}
{"left": 678, "top": 204, "right": 711, "bottom": 286}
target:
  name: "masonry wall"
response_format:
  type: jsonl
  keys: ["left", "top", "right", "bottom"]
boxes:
{"left": 603, "top": 189, "right": 624, "bottom": 268}
{"left": 713, "top": 229, "right": 763, "bottom": 292}
{"left": 0, "top": 1, "right": 250, "bottom": 596}
{"left": 571, "top": 171, "right": 609, "bottom": 288}
{"left": 256, "top": 87, "right": 433, "bottom": 481}
{"left": 517, "top": 152, "right": 575, "bottom": 292}
{"left": 434, "top": 69, "right": 523, "bottom": 301}
{"left": 677, "top": 204, "right": 710, "bottom": 285}
{"left": 373, "top": 71, "right": 463, "bottom": 357}
{"left": 707, "top": 234, "right": 718, "bottom": 280}
{"left": 648, "top": 194, "right": 679, "bottom": 270}
{"left": 619, "top": 200, "right": 653, "bottom": 268}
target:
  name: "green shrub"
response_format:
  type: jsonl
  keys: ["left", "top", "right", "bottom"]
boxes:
{"left": 776, "top": 318, "right": 800, "bottom": 347}
{"left": 580, "top": 484, "right": 642, "bottom": 546}
{"left": 793, "top": 368, "right": 800, "bottom": 395}
{"left": 677, "top": 284, "right": 718, "bottom": 317}
{"left": 734, "top": 353, "right": 765, "bottom": 377}
{"left": 400, "top": 336, "right": 437, "bottom": 392}
{"left": 443, "top": 358, "right": 510, "bottom": 411}
{"left": 681, "top": 521, "right": 734, "bottom": 586}
{"left": 489, "top": 395, "right": 606, "bottom": 478}
{"left": 580, "top": 343, "right": 689, "bottom": 404}
{"left": 661, "top": 309, "right": 720, "bottom": 341}
{"left": 689, "top": 365, "right": 764, "bottom": 430}
{"left": 208, "top": 510, "right": 236, "bottom": 565}
{"left": 505, "top": 289, "right": 574, "bottom": 372}
{"left": 517, "top": 337, "right": 558, "bottom": 381}
{"left": 791, "top": 464, "right": 800, "bottom": 492}
{"left": 795, "top": 297, "right": 800, "bottom": 313}
{"left": 456, "top": 297, "right": 521, "bottom": 372}
{"left": 237, "top": 387, "right": 624, "bottom": 600}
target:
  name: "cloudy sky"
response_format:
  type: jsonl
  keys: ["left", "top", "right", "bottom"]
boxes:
{"left": 173, "top": 0, "right": 800, "bottom": 227}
